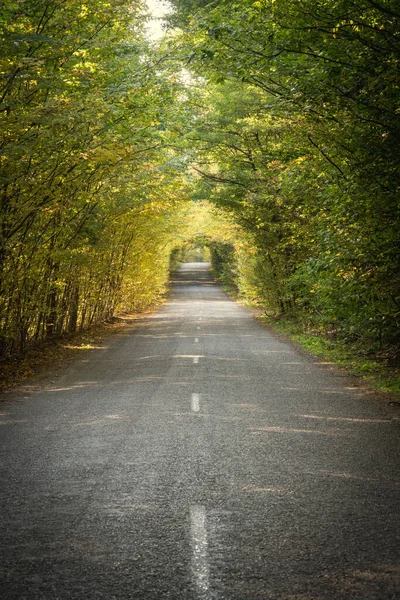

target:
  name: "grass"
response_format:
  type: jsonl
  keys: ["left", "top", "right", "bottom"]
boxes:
{"left": 258, "top": 315, "right": 400, "bottom": 398}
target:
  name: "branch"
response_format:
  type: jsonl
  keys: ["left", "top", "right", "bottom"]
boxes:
{"left": 307, "top": 135, "right": 345, "bottom": 177}
{"left": 192, "top": 166, "right": 249, "bottom": 188}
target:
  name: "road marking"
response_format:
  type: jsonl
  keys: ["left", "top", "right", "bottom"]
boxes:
{"left": 195, "top": 337, "right": 199, "bottom": 343}
{"left": 190, "top": 505, "right": 210, "bottom": 597}
{"left": 191, "top": 393, "right": 200, "bottom": 412}
{"left": 193, "top": 357, "right": 199, "bottom": 364}
{"left": 197, "top": 326, "right": 201, "bottom": 330}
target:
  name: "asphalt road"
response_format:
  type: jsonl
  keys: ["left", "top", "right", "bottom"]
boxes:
{"left": 1, "top": 262, "right": 399, "bottom": 599}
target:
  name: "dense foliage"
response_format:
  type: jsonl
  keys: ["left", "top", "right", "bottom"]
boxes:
{"left": 168, "top": 0, "right": 400, "bottom": 354}
{"left": 1, "top": 0, "right": 399, "bottom": 362}
{"left": 0, "top": 0, "right": 189, "bottom": 356}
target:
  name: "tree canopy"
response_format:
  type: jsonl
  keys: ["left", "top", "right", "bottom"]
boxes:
{"left": 1, "top": 0, "right": 399, "bottom": 361}
{"left": 168, "top": 0, "right": 400, "bottom": 353}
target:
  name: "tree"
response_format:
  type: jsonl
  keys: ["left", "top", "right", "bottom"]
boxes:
{"left": 0, "top": 0, "right": 189, "bottom": 356}
{"left": 166, "top": 0, "right": 400, "bottom": 349}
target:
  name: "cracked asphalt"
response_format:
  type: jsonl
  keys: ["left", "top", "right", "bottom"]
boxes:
{"left": 0, "top": 263, "right": 399, "bottom": 599}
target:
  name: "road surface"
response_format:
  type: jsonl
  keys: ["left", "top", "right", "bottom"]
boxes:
{"left": 1, "top": 263, "right": 399, "bottom": 599}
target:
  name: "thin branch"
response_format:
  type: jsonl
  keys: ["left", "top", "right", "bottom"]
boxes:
{"left": 192, "top": 166, "right": 249, "bottom": 188}
{"left": 307, "top": 135, "right": 345, "bottom": 177}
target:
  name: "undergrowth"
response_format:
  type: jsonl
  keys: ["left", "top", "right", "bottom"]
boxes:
{"left": 258, "top": 315, "right": 400, "bottom": 398}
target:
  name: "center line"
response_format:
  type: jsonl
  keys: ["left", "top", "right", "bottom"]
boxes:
{"left": 191, "top": 393, "right": 200, "bottom": 412}
{"left": 190, "top": 505, "right": 210, "bottom": 598}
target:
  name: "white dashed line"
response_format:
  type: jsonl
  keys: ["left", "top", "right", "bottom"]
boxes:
{"left": 193, "top": 357, "right": 199, "bottom": 364}
{"left": 190, "top": 505, "right": 210, "bottom": 597}
{"left": 195, "top": 338, "right": 199, "bottom": 343}
{"left": 191, "top": 393, "right": 200, "bottom": 412}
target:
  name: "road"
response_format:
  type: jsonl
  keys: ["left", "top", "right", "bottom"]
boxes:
{"left": 1, "top": 263, "right": 399, "bottom": 599}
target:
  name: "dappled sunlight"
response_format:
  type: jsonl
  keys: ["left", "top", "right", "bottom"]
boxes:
{"left": 240, "top": 485, "right": 293, "bottom": 495}
{"left": 345, "top": 564, "right": 400, "bottom": 583}
{"left": 174, "top": 412, "right": 210, "bottom": 418}
{"left": 134, "top": 375, "right": 178, "bottom": 381}
{"left": 142, "top": 316, "right": 184, "bottom": 324}
{"left": 2, "top": 1, "right": 398, "bottom": 597}
{"left": 47, "top": 381, "right": 100, "bottom": 392}
{"left": 298, "top": 414, "right": 392, "bottom": 424}
{"left": 256, "top": 565, "right": 400, "bottom": 599}
{"left": 104, "top": 414, "right": 125, "bottom": 420}
{"left": 280, "top": 386, "right": 368, "bottom": 395}
{"left": 100, "top": 503, "right": 156, "bottom": 516}
{"left": 134, "top": 333, "right": 190, "bottom": 338}
{"left": 259, "top": 350, "right": 292, "bottom": 354}
{"left": 316, "top": 469, "right": 400, "bottom": 485}
{"left": 214, "top": 375, "right": 252, "bottom": 380}
{"left": 63, "top": 345, "right": 108, "bottom": 351}
{"left": 280, "top": 361, "right": 307, "bottom": 365}
{"left": 196, "top": 331, "right": 251, "bottom": 336}
{"left": 331, "top": 564, "right": 400, "bottom": 593}
{"left": 206, "top": 356, "right": 251, "bottom": 362}
{"left": 169, "top": 380, "right": 203, "bottom": 386}
{"left": 44, "top": 420, "right": 126, "bottom": 431}
{"left": 192, "top": 320, "right": 226, "bottom": 325}
{"left": 231, "top": 403, "right": 267, "bottom": 412}
{"left": 45, "top": 374, "right": 213, "bottom": 393}
{"left": 249, "top": 426, "right": 352, "bottom": 438}
{"left": 238, "top": 334, "right": 260, "bottom": 337}
{"left": 70, "top": 413, "right": 129, "bottom": 428}
{"left": 171, "top": 280, "right": 216, "bottom": 286}
{"left": 281, "top": 387, "right": 303, "bottom": 391}
{"left": 137, "top": 354, "right": 206, "bottom": 360}
{"left": 313, "top": 361, "right": 335, "bottom": 366}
